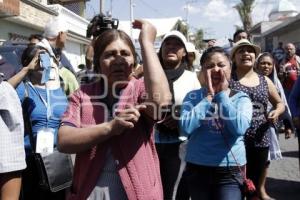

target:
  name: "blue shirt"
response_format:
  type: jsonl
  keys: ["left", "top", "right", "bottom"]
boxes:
{"left": 16, "top": 82, "right": 68, "bottom": 154}
{"left": 289, "top": 77, "right": 300, "bottom": 118}
{"left": 180, "top": 88, "right": 252, "bottom": 167}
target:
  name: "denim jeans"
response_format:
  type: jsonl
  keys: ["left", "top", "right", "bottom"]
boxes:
{"left": 185, "top": 163, "right": 244, "bottom": 200}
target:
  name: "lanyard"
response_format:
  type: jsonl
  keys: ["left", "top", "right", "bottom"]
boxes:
{"left": 28, "top": 82, "right": 51, "bottom": 127}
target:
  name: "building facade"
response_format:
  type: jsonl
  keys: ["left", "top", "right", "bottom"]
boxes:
{"left": 0, "top": 0, "right": 90, "bottom": 71}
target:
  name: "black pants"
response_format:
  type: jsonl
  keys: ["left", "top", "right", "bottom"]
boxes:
{"left": 20, "top": 156, "right": 65, "bottom": 200}
{"left": 156, "top": 142, "right": 181, "bottom": 200}
{"left": 245, "top": 146, "right": 269, "bottom": 188}
{"left": 175, "top": 168, "right": 190, "bottom": 200}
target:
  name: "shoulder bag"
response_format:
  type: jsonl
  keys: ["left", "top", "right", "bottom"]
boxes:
{"left": 22, "top": 81, "right": 73, "bottom": 192}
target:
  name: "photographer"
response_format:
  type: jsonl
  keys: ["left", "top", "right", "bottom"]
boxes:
{"left": 80, "top": 14, "right": 119, "bottom": 84}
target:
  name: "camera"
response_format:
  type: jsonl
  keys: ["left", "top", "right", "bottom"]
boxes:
{"left": 86, "top": 14, "right": 119, "bottom": 38}
{"left": 39, "top": 52, "right": 51, "bottom": 69}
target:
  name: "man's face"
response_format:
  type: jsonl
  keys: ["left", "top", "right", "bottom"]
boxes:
{"left": 56, "top": 31, "right": 67, "bottom": 49}
{"left": 234, "top": 32, "right": 248, "bottom": 43}
{"left": 285, "top": 43, "right": 296, "bottom": 58}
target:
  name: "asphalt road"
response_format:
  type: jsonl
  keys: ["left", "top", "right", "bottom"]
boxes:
{"left": 267, "top": 134, "right": 300, "bottom": 200}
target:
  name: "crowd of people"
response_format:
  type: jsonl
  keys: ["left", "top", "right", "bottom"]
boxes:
{"left": 0, "top": 15, "right": 299, "bottom": 200}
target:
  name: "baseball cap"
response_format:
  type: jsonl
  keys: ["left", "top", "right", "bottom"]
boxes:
{"left": 231, "top": 39, "right": 261, "bottom": 59}
{"left": 43, "top": 17, "right": 68, "bottom": 38}
{"left": 161, "top": 30, "right": 188, "bottom": 51}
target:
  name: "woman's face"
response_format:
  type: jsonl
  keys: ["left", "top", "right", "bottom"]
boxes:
{"left": 257, "top": 56, "right": 273, "bottom": 76}
{"left": 161, "top": 37, "right": 186, "bottom": 68}
{"left": 187, "top": 52, "right": 195, "bottom": 65}
{"left": 202, "top": 52, "right": 231, "bottom": 86}
{"left": 234, "top": 46, "right": 256, "bottom": 70}
{"left": 99, "top": 38, "right": 134, "bottom": 88}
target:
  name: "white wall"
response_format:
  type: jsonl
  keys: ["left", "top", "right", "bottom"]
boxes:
{"left": 64, "top": 41, "right": 84, "bottom": 72}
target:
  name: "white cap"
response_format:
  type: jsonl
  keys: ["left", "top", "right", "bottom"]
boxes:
{"left": 186, "top": 42, "right": 196, "bottom": 53}
{"left": 43, "top": 17, "right": 68, "bottom": 38}
{"left": 161, "top": 30, "right": 187, "bottom": 51}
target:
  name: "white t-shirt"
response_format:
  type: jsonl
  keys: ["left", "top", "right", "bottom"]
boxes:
{"left": 0, "top": 81, "right": 26, "bottom": 173}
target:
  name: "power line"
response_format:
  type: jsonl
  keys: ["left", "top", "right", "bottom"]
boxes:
{"left": 138, "top": 0, "right": 168, "bottom": 17}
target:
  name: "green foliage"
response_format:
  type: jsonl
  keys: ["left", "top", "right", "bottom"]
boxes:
{"left": 234, "top": 0, "right": 255, "bottom": 34}
{"left": 194, "top": 29, "right": 206, "bottom": 50}
{"left": 172, "top": 19, "right": 188, "bottom": 36}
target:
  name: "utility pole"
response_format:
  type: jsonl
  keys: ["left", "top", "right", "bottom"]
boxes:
{"left": 184, "top": 0, "right": 197, "bottom": 42}
{"left": 110, "top": 0, "right": 113, "bottom": 16}
{"left": 130, "top": 0, "right": 134, "bottom": 39}
{"left": 100, "top": 0, "right": 105, "bottom": 15}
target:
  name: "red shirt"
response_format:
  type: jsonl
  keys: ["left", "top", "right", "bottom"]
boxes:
{"left": 62, "top": 78, "right": 163, "bottom": 200}
{"left": 282, "top": 56, "right": 300, "bottom": 91}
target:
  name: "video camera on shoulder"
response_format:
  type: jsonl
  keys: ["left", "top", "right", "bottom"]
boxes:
{"left": 86, "top": 14, "right": 119, "bottom": 38}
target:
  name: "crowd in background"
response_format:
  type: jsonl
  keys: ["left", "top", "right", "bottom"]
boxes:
{"left": 0, "top": 15, "right": 299, "bottom": 200}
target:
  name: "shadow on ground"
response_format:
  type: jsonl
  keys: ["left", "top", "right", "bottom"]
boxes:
{"left": 267, "top": 178, "right": 300, "bottom": 200}
{"left": 281, "top": 151, "right": 299, "bottom": 158}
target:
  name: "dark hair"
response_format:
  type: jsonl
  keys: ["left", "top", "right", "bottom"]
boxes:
{"left": 93, "top": 29, "right": 137, "bottom": 73}
{"left": 28, "top": 34, "right": 43, "bottom": 42}
{"left": 21, "top": 45, "right": 40, "bottom": 66}
{"left": 233, "top": 29, "right": 247, "bottom": 41}
{"left": 200, "top": 46, "right": 230, "bottom": 67}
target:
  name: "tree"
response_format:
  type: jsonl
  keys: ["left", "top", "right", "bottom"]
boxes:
{"left": 234, "top": 0, "right": 255, "bottom": 34}
{"left": 172, "top": 19, "right": 188, "bottom": 37}
{"left": 194, "top": 29, "right": 205, "bottom": 50}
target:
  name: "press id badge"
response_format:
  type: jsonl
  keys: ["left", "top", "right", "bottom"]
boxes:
{"left": 49, "top": 67, "right": 56, "bottom": 80}
{"left": 36, "top": 127, "right": 55, "bottom": 155}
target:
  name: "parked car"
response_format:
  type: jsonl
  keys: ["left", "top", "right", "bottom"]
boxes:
{"left": 0, "top": 43, "right": 26, "bottom": 80}
{"left": 0, "top": 42, "right": 76, "bottom": 80}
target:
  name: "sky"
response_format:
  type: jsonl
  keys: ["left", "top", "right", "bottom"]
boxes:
{"left": 85, "top": 0, "right": 300, "bottom": 45}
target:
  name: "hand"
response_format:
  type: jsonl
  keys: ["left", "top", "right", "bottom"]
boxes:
{"left": 205, "top": 68, "right": 229, "bottom": 95}
{"left": 218, "top": 69, "right": 229, "bottom": 92}
{"left": 132, "top": 19, "right": 157, "bottom": 44}
{"left": 25, "top": 50, "right": 45, "bottom": 71}
{"left": 110, "top": 105, "right": 147, "bottom": 135}
{"left": 267, "top": 110, "right": 279, "bottom": 124}
{"left": 25, "top": 52, "right": 39, "bottom": 71}
{"left": 205, "top": 69, "right": 214, "bottom": 96}
{"left": 212, "top": 69, "right": 229, "bottom": 94}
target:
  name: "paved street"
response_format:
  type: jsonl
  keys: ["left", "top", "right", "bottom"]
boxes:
{"left": 267, "top": 134, "right": 300, "bottom": 200}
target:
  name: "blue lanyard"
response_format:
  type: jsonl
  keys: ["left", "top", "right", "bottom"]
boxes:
{"left": 28, "top": 82, "right": 51, "bottom": 127}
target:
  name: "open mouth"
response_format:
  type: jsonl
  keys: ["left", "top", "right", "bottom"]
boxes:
{"left": 241, "top": 57, "right": 252, "bottom": 63}
{"left": 211, "top": 72, "right": 221, "bottom": 84}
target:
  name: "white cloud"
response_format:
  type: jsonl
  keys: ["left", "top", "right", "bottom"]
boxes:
{"left": 202, "top": 0, "right": 237, "bottom": 21}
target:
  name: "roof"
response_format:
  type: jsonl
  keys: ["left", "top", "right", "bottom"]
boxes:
{"left": 263, "top": 13, "right": 300, "bottom": 37}
{"left": 269, "top": 0, "right": 297, "bottom": 16}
